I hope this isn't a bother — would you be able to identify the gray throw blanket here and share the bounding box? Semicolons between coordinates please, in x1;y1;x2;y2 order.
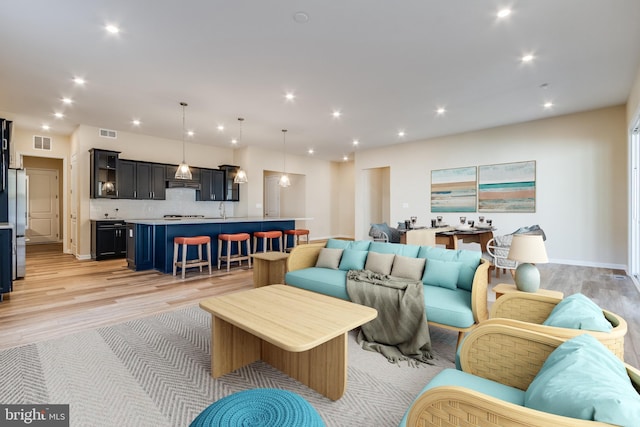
346;270;434;366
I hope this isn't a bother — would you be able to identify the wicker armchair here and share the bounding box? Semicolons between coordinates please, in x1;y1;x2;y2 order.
406;324;640;427
488;292;627;360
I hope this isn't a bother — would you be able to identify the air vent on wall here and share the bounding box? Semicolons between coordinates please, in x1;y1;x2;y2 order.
33;135;52;150
99;128;117;138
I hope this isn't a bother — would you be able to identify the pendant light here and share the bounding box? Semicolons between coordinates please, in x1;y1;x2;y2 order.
174;101;193;180
279;129;291;187
233;117;248;184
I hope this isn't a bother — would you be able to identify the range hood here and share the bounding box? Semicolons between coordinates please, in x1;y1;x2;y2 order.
166;179;201;190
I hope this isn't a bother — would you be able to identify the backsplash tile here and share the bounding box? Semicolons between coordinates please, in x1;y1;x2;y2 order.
90;188;235;220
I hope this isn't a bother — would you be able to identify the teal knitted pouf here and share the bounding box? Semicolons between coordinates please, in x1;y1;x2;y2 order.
190;388;324;427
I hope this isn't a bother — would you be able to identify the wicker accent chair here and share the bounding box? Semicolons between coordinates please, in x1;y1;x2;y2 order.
488;292;627;360
405;324;640;427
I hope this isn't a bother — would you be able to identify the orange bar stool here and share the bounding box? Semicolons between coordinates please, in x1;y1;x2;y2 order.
253;230;283;253
173;236;212;279
217;233;252;272
284;229;310;251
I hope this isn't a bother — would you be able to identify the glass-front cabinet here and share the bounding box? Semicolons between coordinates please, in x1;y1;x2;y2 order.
219;164;240;201
89;149;120;198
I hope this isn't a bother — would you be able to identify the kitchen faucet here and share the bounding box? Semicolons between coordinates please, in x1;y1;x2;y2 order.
219;202;226;220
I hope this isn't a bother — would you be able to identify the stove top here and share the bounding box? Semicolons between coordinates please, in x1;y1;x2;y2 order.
163;214;205;219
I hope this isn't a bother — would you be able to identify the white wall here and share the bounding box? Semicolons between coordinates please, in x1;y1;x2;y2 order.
356;105;627;269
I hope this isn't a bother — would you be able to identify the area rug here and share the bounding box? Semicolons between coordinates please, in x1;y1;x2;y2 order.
0;305;457;426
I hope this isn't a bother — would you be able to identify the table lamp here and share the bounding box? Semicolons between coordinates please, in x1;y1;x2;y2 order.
507;234;549;292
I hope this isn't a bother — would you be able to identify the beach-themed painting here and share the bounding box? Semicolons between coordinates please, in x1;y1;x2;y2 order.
431;166;477;212
478;161;536;212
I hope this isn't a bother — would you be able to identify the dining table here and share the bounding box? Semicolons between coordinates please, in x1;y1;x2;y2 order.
400;225;495;252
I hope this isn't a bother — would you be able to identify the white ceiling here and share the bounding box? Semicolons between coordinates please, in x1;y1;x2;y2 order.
1;1;639;161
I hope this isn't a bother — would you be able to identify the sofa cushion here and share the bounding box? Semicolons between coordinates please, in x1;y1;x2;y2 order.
315;248;343;269
422;258;462;290
369;242;420;257
542;293;612;332
325;238;371;251
364;251;395;275
418;246;481;292
524;334;640;426
338;249;368;271
423;286;474;328
399;368;525;427
391;255;426;281
285;268;349;300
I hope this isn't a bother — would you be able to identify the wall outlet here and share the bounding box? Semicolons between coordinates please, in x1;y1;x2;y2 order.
402;202;409;208
256;203;262;209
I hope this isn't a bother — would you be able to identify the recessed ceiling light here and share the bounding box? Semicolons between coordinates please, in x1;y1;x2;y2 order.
73;77;86;85
544;101;554;109
332;110;341;118
61;97;73;105
41;124;50;131
217;125;225;131
231;138;238;144
497;8;511;18
293;11;309;24
436;107;446;115
285;92;295;101
398;130;405;137
187;130;194;137
352;139;359;146
105;24;120;34
54;112;64;119
521;54;534;63
308;149;314;155
343;155;349;161
132;119;141;126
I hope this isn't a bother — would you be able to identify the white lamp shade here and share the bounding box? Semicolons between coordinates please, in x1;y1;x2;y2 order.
507;234;549;263
233;168;248;184
278;174;291;187
174;162;193;180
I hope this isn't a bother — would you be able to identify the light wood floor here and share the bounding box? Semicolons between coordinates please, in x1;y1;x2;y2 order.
1;244;638;366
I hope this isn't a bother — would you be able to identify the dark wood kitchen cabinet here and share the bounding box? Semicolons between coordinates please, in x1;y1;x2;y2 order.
117;161;165;200
219;165;240;201
198;168;225;201
91;220;127;260
90;149;120;198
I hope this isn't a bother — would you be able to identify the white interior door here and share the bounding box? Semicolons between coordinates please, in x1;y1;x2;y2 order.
630;120;640;277
26;168;60;243
264;175;280;217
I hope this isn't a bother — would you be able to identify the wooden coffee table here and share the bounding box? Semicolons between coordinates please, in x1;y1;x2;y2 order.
199;285;377;400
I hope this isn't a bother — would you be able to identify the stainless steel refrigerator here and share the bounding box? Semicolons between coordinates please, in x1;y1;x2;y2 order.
7;169;26;279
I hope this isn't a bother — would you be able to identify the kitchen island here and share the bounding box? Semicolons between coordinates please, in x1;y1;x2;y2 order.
125;217;301;274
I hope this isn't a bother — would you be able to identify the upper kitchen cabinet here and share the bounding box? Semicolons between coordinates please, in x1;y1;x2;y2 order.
89;149;120;198
219;165;240;201
198;168;225;201
135;162;166;200
117;161;166;200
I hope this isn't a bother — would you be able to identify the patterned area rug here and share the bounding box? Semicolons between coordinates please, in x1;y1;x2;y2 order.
0;305;456;426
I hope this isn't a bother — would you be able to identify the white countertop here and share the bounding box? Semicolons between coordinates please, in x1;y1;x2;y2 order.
0;222;15;230
124;217;311;225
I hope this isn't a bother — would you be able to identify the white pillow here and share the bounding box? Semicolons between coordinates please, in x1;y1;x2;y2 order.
315;248;343;269
365;251;395;275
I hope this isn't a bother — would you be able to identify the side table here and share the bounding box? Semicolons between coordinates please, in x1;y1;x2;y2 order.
250;252;289;287
492;283;563;299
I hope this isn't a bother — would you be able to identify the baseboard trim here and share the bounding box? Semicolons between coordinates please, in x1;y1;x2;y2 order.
76;254;92;261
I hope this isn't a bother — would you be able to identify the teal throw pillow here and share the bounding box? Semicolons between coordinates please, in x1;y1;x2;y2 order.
542;293;612;332
339;249;368;271
524;334;640;426
422;259;462;290
325;239;371;251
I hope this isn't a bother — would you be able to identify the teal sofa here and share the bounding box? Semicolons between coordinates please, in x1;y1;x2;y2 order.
285;239;490;346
